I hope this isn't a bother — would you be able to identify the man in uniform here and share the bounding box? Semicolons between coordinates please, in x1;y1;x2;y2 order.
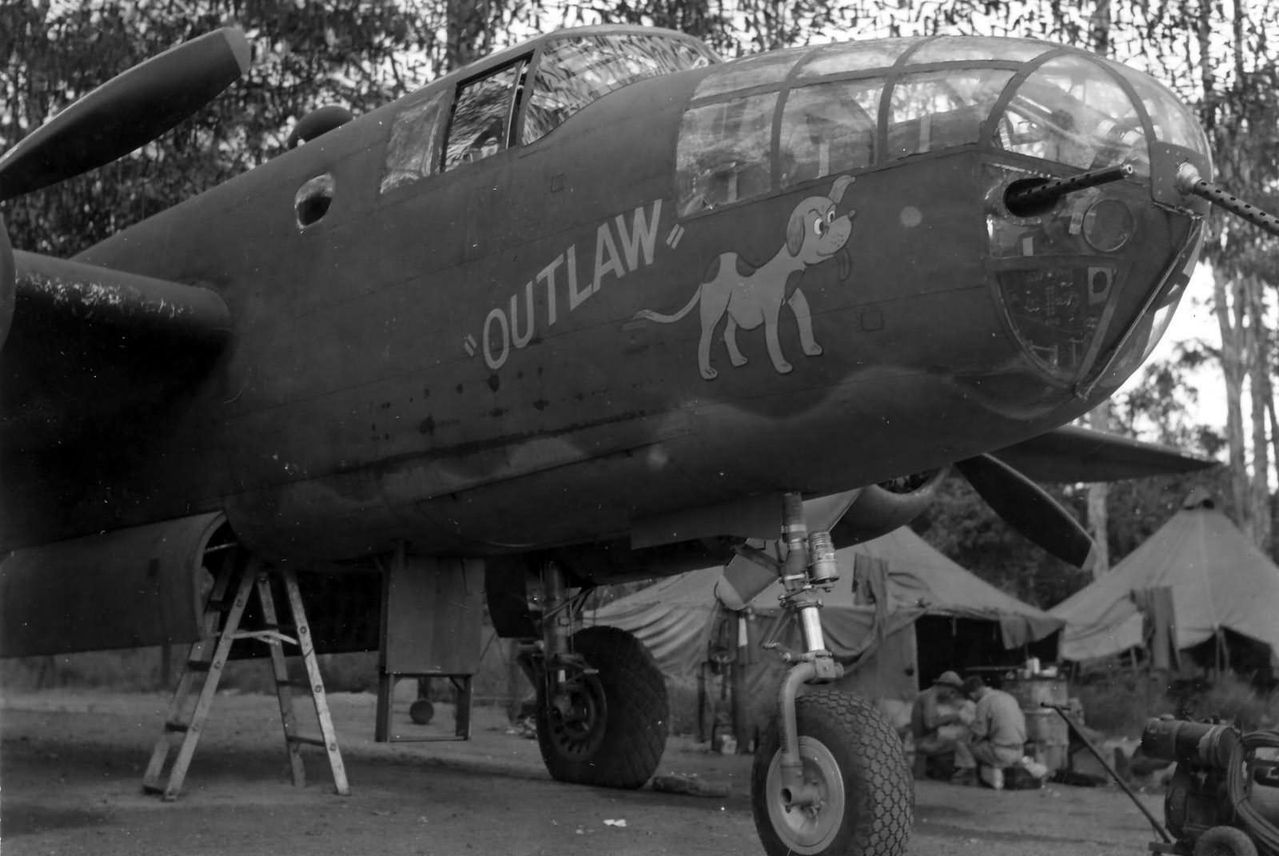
954;675;1027;788
910;670;969;778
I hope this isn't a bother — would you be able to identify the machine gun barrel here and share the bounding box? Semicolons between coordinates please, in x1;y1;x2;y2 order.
1006;164;1134;213
1176;163;1279;237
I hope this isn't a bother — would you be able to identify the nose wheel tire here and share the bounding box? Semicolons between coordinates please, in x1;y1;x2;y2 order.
751;690;913;856
535;625;668;789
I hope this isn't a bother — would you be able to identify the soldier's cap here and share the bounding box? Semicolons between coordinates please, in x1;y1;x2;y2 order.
933;670;964;689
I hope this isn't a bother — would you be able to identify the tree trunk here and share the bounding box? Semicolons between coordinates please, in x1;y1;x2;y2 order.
1212;265;1251;535
1089;0;1111;56
1268;392;1279;562
1087;403;1112;575
446;0;494;73
1244;273;1272;552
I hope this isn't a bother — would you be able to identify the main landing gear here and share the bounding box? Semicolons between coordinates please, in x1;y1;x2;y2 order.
749;493;913;856
486;559;668;790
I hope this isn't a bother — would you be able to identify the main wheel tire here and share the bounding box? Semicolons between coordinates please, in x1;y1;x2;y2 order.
1194;826;1258;856
751;690;913;856
535;625;668;789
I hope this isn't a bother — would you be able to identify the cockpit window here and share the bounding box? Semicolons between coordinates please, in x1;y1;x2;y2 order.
381;92;447;194
677;92;777;216
444;61;525;172
996;55;1146;172
1105;60;1206;153
524;32;715;145
888;69;1014;158
780;79;882;187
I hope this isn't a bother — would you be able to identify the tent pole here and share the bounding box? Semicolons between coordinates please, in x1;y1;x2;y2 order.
697;663;707;744
732;655;747;753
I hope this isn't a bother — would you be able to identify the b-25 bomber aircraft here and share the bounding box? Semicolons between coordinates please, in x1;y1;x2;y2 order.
4;22;1272;856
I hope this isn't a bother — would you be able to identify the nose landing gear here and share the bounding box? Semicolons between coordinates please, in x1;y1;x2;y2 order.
749;492;914;856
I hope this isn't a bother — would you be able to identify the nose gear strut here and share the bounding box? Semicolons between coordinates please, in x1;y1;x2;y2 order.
755;492;846;812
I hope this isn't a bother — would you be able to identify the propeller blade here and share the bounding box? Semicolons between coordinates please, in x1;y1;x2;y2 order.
955;454;1097;571
0;27;250;201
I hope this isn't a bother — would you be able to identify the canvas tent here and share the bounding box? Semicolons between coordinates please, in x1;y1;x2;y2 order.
1049;489;1279;668
588;526;1063;734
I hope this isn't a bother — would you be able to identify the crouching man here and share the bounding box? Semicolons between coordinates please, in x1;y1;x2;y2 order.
910;670;971;779
953;675;1026;788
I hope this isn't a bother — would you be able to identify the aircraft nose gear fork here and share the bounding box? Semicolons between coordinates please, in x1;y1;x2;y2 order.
771;492;845;812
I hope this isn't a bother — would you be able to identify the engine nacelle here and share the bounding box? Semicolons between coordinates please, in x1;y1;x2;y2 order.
0;512;384;657
831;468;948;546
0;214;14;352
0;512;226;657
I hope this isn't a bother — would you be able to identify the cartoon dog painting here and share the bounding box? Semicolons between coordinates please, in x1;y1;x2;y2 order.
634;175;856;380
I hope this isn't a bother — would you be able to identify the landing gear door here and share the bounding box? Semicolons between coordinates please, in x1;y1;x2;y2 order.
382;555;484;675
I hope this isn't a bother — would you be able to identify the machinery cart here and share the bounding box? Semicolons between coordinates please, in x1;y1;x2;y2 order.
1047;705;1279;856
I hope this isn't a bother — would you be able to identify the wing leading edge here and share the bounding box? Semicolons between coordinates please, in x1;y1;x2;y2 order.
992;424;1218;483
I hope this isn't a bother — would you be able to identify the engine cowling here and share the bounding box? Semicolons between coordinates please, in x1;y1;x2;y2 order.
0;214;14;352
831;468;948;546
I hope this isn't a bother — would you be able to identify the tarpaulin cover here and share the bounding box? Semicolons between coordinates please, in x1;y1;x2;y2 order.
1049;489;1279;663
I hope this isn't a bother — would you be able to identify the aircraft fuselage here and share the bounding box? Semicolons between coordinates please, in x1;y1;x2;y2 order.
4;29;1208;561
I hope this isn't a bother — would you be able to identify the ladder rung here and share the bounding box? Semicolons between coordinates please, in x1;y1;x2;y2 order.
287;734;328;747
164;721;191;733
231;629;297;645
277;678;313;689
185;660;212;673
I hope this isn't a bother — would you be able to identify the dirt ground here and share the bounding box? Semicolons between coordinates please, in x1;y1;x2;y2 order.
0;688;1166;856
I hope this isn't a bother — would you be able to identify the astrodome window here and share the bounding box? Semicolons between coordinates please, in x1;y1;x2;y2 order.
905;35;1049;65
797;39;920;78
888;68;1014;158
676;92;777;216
524;32;716;144
996;55;1147;172
692;48;803;101
780;78;882;186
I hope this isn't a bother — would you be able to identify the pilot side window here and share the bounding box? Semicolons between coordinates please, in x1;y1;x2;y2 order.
780;79;882;188
380;92;447;194
524;33;714;145
443;62;525;172
676;92;777;217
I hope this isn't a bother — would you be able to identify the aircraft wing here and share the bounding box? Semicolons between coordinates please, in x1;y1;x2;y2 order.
990;424;1217;483
0;28;246;455
1;249;230;453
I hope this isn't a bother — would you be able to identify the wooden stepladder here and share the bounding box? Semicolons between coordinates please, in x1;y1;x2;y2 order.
143;560;349;800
